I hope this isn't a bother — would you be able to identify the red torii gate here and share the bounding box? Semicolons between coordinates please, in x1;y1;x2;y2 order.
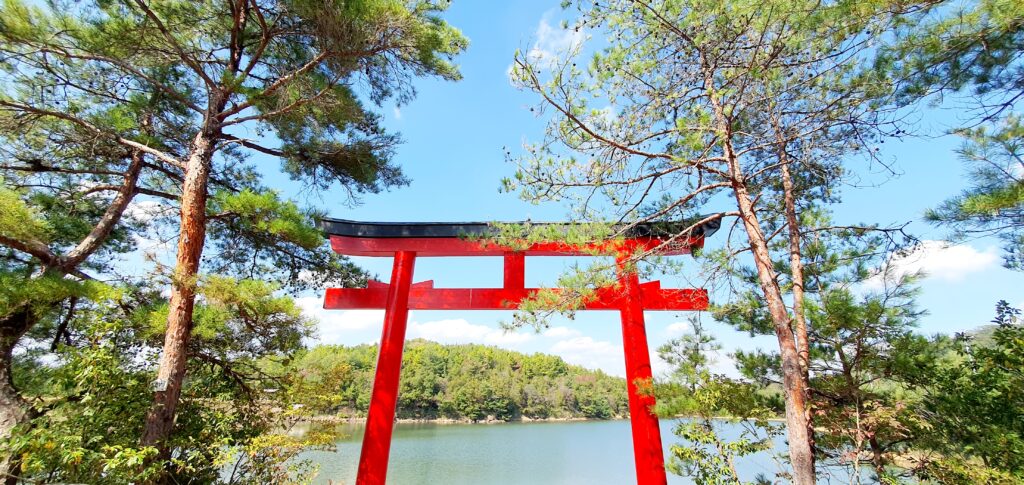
320;219;719;485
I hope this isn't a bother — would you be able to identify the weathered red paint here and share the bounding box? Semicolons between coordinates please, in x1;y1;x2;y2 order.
503;251;525;289
325;233;708;485
330;234;702;257
356;251;416;485
618;258;668;485
325;282;708;311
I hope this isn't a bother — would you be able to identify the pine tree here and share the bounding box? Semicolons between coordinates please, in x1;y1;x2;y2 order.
0;0;467;473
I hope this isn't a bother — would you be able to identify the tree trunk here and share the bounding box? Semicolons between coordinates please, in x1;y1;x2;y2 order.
712;94;816;484
774;124;811;383
0;309;36;485
140;130;216;451
780;156;816;458
868;435;886;480
733;183;816;484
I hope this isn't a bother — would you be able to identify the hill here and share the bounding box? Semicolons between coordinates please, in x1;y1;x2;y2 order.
280;339;628;422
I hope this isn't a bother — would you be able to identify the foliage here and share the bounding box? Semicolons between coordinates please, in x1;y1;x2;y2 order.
717;221;932;482
901;301;1024;482
880;0;1024;269
0;0;463;471
506;3;910;481
880;0;1023;117
655;320;782;485
5;280;335;484
279;339;628;422
925;116;1024;269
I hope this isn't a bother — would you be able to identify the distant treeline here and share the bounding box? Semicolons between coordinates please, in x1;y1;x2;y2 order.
276;339;628;422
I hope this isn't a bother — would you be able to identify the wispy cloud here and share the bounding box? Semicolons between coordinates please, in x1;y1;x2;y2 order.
408;319;534;346
527;11;585;68
509;9;586;82
550;336;624;376
665;321;690;336
864;240;999;290
125;200;173;223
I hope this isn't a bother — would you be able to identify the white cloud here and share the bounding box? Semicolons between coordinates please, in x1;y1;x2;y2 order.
864;240;999;290
509;10;586;82
528;12;585;67
295;296;384;344
665;321;690;336
550;336;624;376
651;346;740;379
651;354;673;377
409;319;534;346
542;326;582;338
132;234;173;255
593;105;618;125
392;107;402;120
125;200;172;223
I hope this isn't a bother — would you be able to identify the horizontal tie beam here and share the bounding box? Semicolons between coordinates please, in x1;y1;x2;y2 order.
324;280;708;311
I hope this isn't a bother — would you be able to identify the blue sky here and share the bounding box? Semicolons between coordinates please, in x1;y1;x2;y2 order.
264;2;1024;378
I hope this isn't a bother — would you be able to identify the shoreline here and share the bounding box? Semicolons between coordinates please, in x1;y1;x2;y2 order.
305;415;624;425
302;414;783;425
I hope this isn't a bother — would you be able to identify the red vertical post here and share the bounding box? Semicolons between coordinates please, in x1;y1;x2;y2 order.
617;256;667;485
356;251;416;485
503;251;525;289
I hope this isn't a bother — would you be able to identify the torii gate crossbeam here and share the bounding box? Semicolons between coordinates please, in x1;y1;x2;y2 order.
320;219;719;485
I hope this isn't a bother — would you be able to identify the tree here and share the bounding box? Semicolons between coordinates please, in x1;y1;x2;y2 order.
0;103;157;477
655;319;782;484
506;1;902;481
0;0;467;460
900;301;1024;483
2;276;338;484
877;0;1024;268
719;222;929;483
925;115;1023;269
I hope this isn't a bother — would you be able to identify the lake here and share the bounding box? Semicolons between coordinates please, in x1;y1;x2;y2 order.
300;419;785;484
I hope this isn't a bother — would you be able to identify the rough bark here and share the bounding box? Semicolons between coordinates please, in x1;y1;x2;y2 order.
0;309;36;485
710;93;815;483
61;150;144;269
140;129;217;450
781;164;810;371
779;146;817;459
733;183;816;484
773;120;811;382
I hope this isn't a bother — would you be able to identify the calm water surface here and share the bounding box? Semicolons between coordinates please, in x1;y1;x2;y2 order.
301;419;783;485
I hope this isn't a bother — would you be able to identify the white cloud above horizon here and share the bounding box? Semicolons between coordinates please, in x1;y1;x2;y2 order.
508;9;586;83
665;321;690;336
295;297;383;345
864;240;999;290
296;298;714;378
550;336;624;376
408;319;534;346
297;298;535;348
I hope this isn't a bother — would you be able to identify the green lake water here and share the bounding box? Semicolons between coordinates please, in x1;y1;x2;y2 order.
300;419;784;484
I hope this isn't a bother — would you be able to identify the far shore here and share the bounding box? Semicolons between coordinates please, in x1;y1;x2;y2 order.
304;415;624;425
300;414;784;425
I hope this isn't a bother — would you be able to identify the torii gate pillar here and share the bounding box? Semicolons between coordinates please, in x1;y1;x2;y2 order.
320;219;719;485
618;259;665;484
356;251;415;484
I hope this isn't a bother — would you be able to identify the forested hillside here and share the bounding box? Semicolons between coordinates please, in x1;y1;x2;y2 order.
278;340;628;422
